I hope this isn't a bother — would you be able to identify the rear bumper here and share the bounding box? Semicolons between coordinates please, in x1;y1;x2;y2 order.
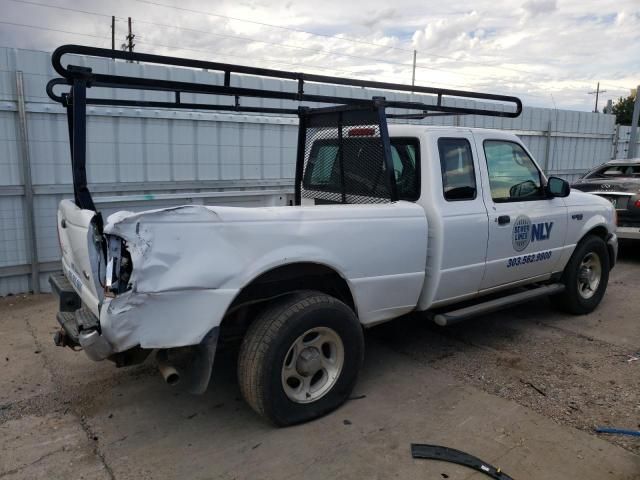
49;273;114;361
616;226;640;240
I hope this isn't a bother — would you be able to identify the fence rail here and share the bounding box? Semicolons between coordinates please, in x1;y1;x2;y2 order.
0;46;629;295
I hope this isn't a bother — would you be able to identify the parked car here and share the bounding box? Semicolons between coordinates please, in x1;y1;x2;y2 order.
47;45;618;426
572;159;640;240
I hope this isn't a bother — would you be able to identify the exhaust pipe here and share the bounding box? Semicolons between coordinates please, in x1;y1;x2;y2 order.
156;351;180;386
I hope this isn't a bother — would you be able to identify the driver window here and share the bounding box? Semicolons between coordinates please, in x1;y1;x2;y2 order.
483;140;544;202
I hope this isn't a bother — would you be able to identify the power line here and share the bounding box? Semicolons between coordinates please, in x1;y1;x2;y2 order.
6;0;114;19
123;17;495;84
0;20;570;98
0;8;625;106
0;15;455;88
2;0;567;87
600;83;634;92
5;0;438;76
133;0;414;53
6;0;635;96
0;20;109;40
130;18;415;70
131;0;552;79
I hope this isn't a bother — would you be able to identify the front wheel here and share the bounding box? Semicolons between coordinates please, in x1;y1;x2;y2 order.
551;234;610;314
238;291;364;426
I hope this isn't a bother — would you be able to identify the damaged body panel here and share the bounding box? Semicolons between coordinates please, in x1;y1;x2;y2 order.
99;201;428;351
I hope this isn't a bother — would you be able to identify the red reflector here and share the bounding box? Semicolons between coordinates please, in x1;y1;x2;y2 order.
348;127;375;137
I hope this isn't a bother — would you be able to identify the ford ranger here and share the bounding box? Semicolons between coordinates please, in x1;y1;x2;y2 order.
47;45;617;426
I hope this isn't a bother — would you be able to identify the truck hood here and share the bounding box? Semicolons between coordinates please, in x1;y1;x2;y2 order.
567;189;616;208
565;189;616;229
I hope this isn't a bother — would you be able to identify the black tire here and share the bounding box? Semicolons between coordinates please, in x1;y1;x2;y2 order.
237;290;364;426
551;234;610;315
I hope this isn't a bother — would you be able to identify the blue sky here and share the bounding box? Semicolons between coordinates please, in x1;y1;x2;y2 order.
0;0;638;111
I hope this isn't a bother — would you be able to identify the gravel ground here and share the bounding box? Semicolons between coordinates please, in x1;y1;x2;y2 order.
372;241;640;455
0;241;639;479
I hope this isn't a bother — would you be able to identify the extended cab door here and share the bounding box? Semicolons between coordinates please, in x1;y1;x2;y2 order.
430;133;489;302
476;135;568;290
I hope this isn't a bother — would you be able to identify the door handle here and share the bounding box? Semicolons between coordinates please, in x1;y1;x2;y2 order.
497;215;511;225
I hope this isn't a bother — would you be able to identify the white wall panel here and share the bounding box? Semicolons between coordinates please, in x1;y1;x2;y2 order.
0;46;625;295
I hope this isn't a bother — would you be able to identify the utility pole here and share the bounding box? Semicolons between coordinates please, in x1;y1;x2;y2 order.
588;82;606;113
111;16;115;51
628;85;640;159
411;50;417;87
126;17;135;54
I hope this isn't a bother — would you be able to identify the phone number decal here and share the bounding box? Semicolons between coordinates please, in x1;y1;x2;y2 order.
507;251;552;268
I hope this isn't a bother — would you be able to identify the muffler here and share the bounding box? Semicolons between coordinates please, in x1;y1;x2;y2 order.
156;350;180;386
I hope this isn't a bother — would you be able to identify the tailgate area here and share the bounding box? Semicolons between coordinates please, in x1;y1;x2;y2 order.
49;273;113;361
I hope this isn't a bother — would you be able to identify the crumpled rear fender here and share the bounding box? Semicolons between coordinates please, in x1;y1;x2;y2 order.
100;202;427;351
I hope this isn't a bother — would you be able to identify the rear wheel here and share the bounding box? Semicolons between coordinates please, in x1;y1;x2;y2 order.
551;235;609;314
238;291;364;426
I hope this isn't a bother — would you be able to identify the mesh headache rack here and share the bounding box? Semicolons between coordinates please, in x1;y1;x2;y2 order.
46;44;523;212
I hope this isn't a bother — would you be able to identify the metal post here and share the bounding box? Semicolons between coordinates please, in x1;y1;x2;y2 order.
337;113;346;203
411;50;417;87
111;16;115;51
543;119;552;173
611;124;620;160
628;86;640;159
127;17;134;54
15;72;40;294
294;108;308;205
375;99;398;202
70;79;96;211
588;82;606;113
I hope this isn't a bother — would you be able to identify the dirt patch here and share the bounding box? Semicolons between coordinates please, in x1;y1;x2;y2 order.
372;254;640;455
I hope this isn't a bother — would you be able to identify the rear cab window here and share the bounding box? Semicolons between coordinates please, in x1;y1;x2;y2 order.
303;137;420;201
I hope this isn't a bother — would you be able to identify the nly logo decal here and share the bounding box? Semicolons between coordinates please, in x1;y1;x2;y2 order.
512;215;554;252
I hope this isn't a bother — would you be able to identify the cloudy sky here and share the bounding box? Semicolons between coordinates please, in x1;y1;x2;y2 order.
0;0;638;111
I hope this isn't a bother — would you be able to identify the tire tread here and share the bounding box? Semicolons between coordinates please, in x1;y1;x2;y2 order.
237;291;340;419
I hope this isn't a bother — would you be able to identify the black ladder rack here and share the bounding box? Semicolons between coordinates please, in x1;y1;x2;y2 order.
45;44;523;213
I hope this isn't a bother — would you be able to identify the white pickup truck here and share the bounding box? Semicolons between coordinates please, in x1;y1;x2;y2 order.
47;46;617;426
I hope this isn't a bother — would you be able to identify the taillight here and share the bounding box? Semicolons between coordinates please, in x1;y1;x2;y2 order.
635;199;640;209
348;127;375;137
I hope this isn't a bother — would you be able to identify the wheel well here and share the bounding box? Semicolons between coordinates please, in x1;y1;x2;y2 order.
582;225;615;270
585;225;608;240
218;263;356;343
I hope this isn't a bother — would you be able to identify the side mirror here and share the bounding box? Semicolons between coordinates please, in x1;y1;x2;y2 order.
547;176;570;198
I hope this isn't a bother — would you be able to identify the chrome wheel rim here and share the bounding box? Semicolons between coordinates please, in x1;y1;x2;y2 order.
281;327;344;404
577;252;602;300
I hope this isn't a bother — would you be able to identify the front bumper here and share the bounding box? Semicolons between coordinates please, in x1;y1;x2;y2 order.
616;226;640;240
49;273;113;361
607;233;618;269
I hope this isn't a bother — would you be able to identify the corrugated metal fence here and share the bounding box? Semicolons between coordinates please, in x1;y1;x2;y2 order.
0;46;625;295
613;125;640;160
